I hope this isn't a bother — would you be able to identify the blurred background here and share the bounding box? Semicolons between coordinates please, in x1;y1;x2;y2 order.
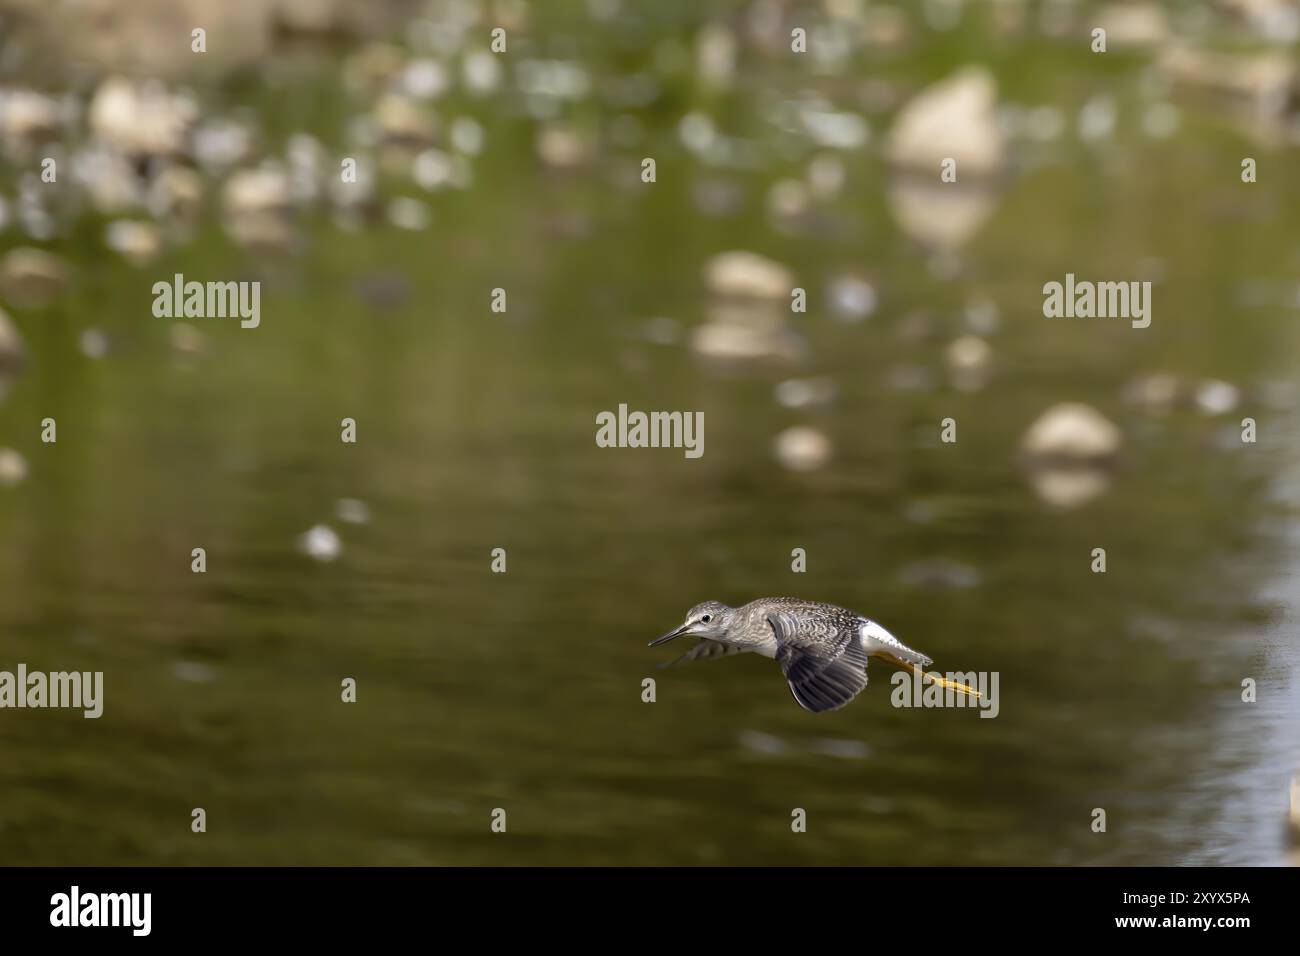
0;0;1297;865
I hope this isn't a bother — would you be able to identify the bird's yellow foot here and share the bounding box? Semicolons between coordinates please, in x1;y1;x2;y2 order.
900;662;982;699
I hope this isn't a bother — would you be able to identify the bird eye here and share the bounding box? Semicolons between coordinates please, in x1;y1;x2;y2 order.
701;614;711;623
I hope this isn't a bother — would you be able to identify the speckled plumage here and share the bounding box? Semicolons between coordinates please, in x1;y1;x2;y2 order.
650;597;933;714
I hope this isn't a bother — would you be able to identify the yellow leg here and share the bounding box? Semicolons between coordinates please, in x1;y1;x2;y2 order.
896;661;982;699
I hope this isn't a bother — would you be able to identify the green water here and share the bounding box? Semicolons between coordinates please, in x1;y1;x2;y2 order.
0;2;1298;865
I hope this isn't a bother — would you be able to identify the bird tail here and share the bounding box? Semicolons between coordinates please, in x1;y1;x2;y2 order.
859;621;982;699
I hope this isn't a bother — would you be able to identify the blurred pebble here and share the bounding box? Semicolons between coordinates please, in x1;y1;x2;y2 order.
946;335;993;392
1027;468;1113;510
222;166;295;251
738;729;789;755
704;250;794;301
1194;379;1240;416
88;77;196;158
1142;102;1181;139
697;23;737;89
536;124;593;169
169;322;206;357
335;498;371;525
298;524;342;562
449;117;484;155
79;329;109;359
344;43;406;96
400;59;449;100
1078;94;1117;142
1257;380;1298;412
1024;106;1066;142
0;448;26;486
678;112;716;154
827;274;878;322
1020;402;1123;464
766;179;811;228
1100;3;1170;47
964;296;1001;334
148;166;204;225
193;118;256;173
1020;403;1122;509
889;177;999;253
691;323;803;363
898;558;982;590
775;377;837;409
0;247;70;308
462;50;503;96
807;154;846;199
799;105;869;150
386;197;431;230
773;426;833;472
1123;372;1180;414
0;90;63;156
373;93;438;149
413;148;455;190
104;220;161;266
172;661;218;684
885;66;1005;178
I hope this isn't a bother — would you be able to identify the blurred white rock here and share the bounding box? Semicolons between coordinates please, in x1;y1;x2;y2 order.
773;426;833;472
1123;372;1180;414
335;498;371;525
298;524;342;562
826;274;878;322
775;377;837;410
1020;403;1123;509
105;220;161;266
885;67;1005;179
1195;379;1241;416
945;335;993;392
0;448;27;487
1021;402;1123;464
88;77;196;158
0;247;70;308
1096;4;1169;48
79;329;109;359
704;251;794;301
887;177;999;250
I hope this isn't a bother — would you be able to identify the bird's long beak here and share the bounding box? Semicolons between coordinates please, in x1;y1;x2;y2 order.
648;623;690;647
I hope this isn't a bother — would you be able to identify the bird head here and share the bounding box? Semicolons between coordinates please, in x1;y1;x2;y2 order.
648;600;733;646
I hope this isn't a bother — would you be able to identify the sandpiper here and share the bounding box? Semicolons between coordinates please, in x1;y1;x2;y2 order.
649;597;978;713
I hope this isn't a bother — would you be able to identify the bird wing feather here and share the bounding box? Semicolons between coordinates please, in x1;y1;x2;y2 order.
768;613;869;713
659;639;747;669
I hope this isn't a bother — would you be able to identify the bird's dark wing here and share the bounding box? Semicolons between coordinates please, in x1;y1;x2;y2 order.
659;639;747;669
769;613;869;713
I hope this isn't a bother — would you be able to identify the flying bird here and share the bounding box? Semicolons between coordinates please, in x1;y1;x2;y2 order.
649;597;979;713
